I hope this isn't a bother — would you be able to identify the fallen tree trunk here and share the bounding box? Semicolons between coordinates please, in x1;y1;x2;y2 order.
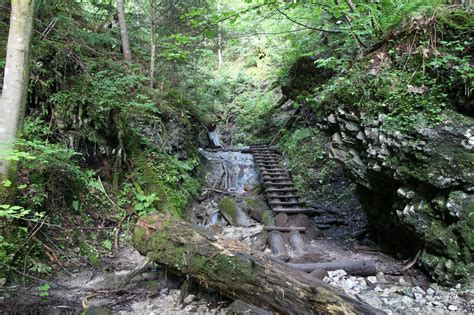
287;260;377;276
134;214;383;314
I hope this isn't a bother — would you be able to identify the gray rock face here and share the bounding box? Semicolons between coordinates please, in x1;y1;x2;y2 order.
321;111;474;284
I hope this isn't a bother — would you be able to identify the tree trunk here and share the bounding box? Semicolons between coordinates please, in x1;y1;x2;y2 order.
0;0;35;181
149;1;156;88
117;0;132;62
217;0;223;69
134;214;383;314
287;260;377;276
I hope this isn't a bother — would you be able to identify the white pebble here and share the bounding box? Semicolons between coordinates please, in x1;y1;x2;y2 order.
448;305;458;311
367;276;377;284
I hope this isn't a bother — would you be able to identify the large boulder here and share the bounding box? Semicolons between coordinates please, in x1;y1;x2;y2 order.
320;108;473;284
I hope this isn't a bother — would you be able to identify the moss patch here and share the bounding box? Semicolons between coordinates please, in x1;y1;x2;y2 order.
218;197;238;225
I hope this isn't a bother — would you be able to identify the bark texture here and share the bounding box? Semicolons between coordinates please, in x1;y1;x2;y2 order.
117;0;132;62
149;0;156;88
0;0;35;179
134;214;383;314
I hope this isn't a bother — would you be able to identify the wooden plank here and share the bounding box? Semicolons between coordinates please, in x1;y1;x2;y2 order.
264;226;306;232
264;182;294;187
263;176;291;181
286;260;377;276
266;188;298;193
267;194;300;199
270;201;305;206
260;168;286;172
272;208;324;215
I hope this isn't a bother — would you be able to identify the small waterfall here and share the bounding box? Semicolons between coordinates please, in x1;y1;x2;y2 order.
198;148;259;193
208;131;223;148
193;147;262;227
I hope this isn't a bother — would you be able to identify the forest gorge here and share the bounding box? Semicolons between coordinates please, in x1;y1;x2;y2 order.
0;0;473;313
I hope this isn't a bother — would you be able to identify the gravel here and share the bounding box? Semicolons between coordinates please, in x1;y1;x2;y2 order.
322;271;473;314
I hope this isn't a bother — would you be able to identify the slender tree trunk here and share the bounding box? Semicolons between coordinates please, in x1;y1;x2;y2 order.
346;0;356;12
217;0;223;69
0;0;35;181
149;1;156;88
117;0;132;62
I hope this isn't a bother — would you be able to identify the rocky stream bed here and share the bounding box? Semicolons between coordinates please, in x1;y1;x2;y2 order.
2;147;472;314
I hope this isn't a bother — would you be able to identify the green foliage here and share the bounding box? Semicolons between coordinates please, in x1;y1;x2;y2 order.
279;128;355;206
134;193;159;216
144;153;200;213
38;283;50;297
101;239;112;251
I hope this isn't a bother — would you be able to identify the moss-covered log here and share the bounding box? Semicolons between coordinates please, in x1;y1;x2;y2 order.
134;213;383;314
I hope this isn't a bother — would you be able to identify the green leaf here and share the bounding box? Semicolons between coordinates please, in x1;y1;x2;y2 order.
38;284;50;297
2;179;11;188
102;239;112;251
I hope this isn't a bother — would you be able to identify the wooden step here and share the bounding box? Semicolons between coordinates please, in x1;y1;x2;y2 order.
263;176;291;181
264;226;306;232
262;173;288;177
270;201;305;206
259;165;281;169
250;145;274;149
266;188;298;193
261;168;286;173
267;194;300;199
264;182;294;187
259;166;281;169
262;173;288;178
254;156;279;160
250;148;273;150
253;151;279;154
272;208;324;215
255;159;279;163
253;154;280;158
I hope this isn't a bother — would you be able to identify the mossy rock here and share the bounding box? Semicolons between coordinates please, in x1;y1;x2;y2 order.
218;197;252;227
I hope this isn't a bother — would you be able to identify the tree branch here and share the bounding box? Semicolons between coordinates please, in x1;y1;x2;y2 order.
275;7;344;34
